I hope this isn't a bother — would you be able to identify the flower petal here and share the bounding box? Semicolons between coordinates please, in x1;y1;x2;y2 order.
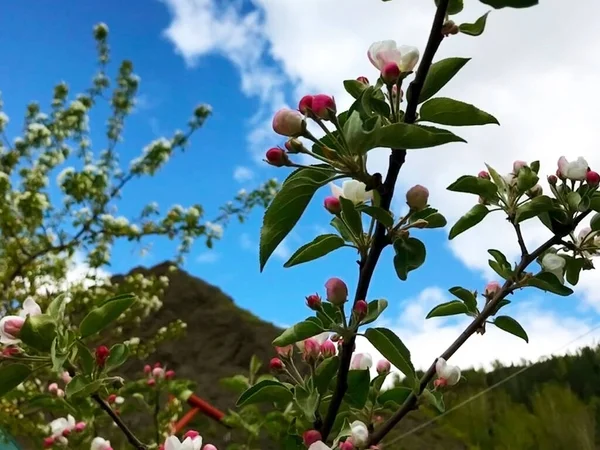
20;298;42;318
329;182;343;199
164;436;182;450
368;40;398;70
398;45;420;72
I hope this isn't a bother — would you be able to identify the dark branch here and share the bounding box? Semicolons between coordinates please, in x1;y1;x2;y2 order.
318;0;450;441
92;394;148;450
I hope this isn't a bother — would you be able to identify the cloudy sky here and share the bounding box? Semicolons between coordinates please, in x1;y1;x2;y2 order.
2;0;600;374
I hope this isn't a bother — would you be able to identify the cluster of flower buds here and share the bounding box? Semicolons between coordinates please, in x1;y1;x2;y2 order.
144;362;175;386
43;415;87;448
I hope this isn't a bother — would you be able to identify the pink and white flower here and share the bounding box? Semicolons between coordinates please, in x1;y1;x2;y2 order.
350;353;373;371
164;430;203;450
368;40;420;73
435;357;461;387
0;298;42;345
91;436;113;450
330;180;373;205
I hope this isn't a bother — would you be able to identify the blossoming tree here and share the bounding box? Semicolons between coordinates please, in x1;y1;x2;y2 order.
2;0;597;449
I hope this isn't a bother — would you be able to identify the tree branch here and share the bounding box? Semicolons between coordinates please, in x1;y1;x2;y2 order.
513;221;528;256
92;394;148;450
318;0;450;441
367;212;590;445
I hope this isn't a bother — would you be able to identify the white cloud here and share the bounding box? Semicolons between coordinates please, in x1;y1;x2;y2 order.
355;287;600;379
233;165;255;183
196;251;220;264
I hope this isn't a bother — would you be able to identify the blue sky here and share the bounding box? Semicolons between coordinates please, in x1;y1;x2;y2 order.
2;0;600;371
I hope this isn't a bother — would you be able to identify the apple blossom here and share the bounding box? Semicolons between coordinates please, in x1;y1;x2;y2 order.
311;94;336;121
367;40;420;74
50;415;76;441
303;338;321;361
406;185;429;211
298;95;313;115
350;421;369;446
541;253;566;284
91;437;113;450
557;156;588;181
0;298;42;345
303;430;322;446
324;196;341;215
587;170;600;186
330;180;373;205
272;108;305;137
353;300;368;319
381;61;401;85
308;442;331;450
376;359;391;375
435;357;461;387
356;76;369;85
350;353;373;371
269;357;284;372
296;332;329;352
484;281;501;297
265;148;288;167
306;293;322;310
275;345;293;358
325;277;348;305
163;430;203;450
320;340;336;358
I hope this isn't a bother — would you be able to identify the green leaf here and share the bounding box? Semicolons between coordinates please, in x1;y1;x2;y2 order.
260;166;335;270
79;294;136;338
343;112;381;154
426;300;469;319
564;256;585;285
449;286;478;312
445;0;464;14
410;207;447;229
377;386;412;407
422;388;445;413
447;175;498;198
65;375;104;399
590;213;600;231
104;344;129;372
331;217;355;243
393;237;426;281
339;197;363;239
20;314;57;352
491;299;511;316
76;342;95;375
459;12;490;36
0;364;32;398
220;375;251;394
47;294;68;320
250;355;262;379
345;370;371;408
365;328;414;379
488;249;513;279
515;196;559;223
284;234;345;268
374;122;466;150
419;98;499;126
479;0;537;9
294;385;320;421
343;79;368;99
314;356;340;394
419;58;470;103
516;166;539;192
357;205;394;228
272;318;324;347
449;204;489;240
526;272;573;296
361;299;388;326
237;380;292;407
494;316;529;343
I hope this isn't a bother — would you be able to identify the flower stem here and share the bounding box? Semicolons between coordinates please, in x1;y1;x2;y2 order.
92;394;148;450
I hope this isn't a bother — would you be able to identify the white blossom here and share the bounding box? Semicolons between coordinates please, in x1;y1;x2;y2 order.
330;180;373;204
435;357;461;386
541;253;567;284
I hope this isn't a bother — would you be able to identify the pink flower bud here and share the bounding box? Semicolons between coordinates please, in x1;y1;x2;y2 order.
269;357;285;372
61;371;72;384
303;338;321;361
556;168;565;180
62;429;71;437
107;394;117;404
376;359;391;375
381;61;400;85
406;185;429;211
275;345;293;358
154;362;162;368
184;430;200;440
298;95;313;115
265;147;288;167
324;196;341;215
357;76;369;85
433;378;447;388
56;389;65;398
587;170;600;186
478;171;490;179
75;422;86;432
303;430;322;446
144;364;152;374
203;445;218;450
43;437;55;448
272;108;305;137
325;277;348;305
528;184;543;198
2;317;24;338
95;345;110;368
147;378;156;387
340;439;355;450
321;340;336;358
311;94;337;121
512;160;527;174
152;367;165;379
285;138;305;154
1;346;20;358
165;370;175;379
353;300;368;319
48;383;59;394
484;281;501;297
306;294;322;310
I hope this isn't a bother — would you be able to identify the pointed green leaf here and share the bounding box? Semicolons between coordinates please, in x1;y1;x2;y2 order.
20;314;57;352
65;375;104;399
515;195;554;223
459;12;490;36
361;299;389;326
0;364;32;398
345;370;371;408
104;344;129;372
375;122;465;150
447;175;498;198
479;0;537;9
365;328;414;379
260;166;336;270
47;294;68;320
357;205;394;228
343;79;368;99
449;204;489;240
237;380;292;407
393;237;426;281
448;286;478;312
314;356;340;394
410;207;447;229
494;316;529;342
339;197;363;239
526;272;573;296
422;388;445;413
284;234;345;268
420;98;499;126
294;385;320;421
272;318;324;347
79;294;136;338
377;386;412;407
419;58;471;103
426;300;469;319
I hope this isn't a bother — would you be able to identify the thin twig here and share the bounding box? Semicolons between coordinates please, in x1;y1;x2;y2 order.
92;394;148;450
513;221;528;256
317;0;451;440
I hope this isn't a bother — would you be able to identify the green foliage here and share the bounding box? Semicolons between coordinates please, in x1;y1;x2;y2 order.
449;204;489;239
283;234;345;268
393;237;427;280
419;58;471;103
419;98;499;126
460;12;490;36
365;328;415;380
493;316;529;342
272;318;324;347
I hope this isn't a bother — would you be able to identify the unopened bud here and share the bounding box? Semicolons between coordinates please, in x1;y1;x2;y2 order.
107;394;117;404
357;76;369;85
144;364;152;374
406;185;429;211
275;345;293;358
272;108;305;137
303;338;321;361
340;439;355;450
43;437;55;448
587;170;600;186
512;160;528;175
353;300;368;319
285;138;305;154
147;378;156;387
74;422;86;432
547;174;558;185
311;94;337;121
165;370;175;379
324;196;341;215
478;171;490;179
484;281;501;298
381;62;401;85
325;277;348;305
527;184;543;198
321;340;336;358
269;357;285;372
298;95;313;115
376;359;391;375
303;430;323;447
95;345;110;368
48;383;59;394
306;294;322;310
265;147;289;167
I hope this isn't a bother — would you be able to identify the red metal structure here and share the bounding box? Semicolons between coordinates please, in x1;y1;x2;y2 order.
172;393;230;433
